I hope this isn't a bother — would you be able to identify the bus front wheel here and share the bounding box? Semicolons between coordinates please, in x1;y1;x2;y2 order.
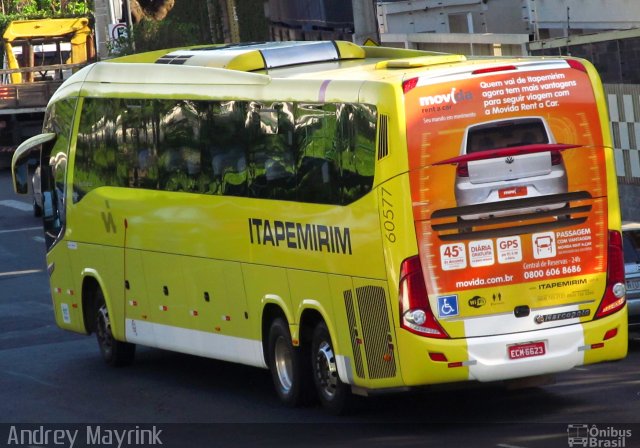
267;317;311;407
311;321;351;414
94;288;135;367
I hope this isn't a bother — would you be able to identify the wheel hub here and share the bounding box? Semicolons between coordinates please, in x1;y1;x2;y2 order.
97;305;113;351
315;341;338;398
274;336;293;393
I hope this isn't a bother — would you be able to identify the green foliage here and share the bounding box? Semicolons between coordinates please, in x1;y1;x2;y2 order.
0;2;90;63
133;16;206;52
235;0;268;42
0;0;91;41
109;0;268;57
0;0;90;16
108;1;211;57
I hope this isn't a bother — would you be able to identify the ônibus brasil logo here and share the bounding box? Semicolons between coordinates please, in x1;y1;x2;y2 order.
567;424;632;447
419;87;473;107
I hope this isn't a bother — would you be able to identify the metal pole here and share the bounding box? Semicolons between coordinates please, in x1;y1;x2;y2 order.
352;0;380;45
125;0;135;52
566;6;570;55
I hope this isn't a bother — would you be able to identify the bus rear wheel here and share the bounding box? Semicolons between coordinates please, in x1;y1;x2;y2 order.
267;317;311;407
94;288;135;367
311;321;351;414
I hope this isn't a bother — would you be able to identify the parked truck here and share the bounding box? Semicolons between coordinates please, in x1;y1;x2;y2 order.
0;17;94;168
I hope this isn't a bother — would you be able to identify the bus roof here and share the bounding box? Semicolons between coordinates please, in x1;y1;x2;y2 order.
106;40;468;80
55;41;583;105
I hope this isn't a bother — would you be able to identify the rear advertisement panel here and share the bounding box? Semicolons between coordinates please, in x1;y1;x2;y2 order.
404;60;609;337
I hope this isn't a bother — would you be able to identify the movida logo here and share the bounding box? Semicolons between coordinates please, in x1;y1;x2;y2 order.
419;87;473;107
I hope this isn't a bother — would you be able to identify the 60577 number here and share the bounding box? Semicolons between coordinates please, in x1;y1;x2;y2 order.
380;187;396;243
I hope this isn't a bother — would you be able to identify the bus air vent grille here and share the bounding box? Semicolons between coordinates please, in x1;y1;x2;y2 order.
355;286;396;379
156;54;193;65
343;290;365;378
377;115;389;160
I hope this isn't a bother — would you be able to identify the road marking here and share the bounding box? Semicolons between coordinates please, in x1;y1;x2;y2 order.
3;370;57;388
0;226;41;235
0;269;42;278
0;199;32;212
33;236;45;243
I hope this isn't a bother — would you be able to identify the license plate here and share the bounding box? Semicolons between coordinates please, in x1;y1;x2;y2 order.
508;341;546;360
499;186;528;199
626;279;640;291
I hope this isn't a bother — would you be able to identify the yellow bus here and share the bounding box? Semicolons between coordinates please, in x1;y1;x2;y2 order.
12;41;628;413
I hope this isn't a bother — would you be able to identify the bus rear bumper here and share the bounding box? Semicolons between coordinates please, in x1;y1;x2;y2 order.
396;309;627;386
466;323;584;382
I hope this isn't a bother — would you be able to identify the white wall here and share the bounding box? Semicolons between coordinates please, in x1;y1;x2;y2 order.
527;0;640;32
378;0;640;37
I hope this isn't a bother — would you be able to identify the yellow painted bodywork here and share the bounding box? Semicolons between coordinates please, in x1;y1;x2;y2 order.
38;43;627;392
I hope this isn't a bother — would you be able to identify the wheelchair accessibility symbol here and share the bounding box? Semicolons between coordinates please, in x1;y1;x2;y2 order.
437;295;459;318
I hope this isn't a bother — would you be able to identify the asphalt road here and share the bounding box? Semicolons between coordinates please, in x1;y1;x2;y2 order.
0;169;638;448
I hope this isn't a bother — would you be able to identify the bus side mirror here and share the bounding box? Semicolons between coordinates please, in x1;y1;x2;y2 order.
13;158;29;194
11;132;56;195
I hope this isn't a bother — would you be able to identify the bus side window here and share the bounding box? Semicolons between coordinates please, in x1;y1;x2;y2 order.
41;97;76;250
294;103;339;204
75;98;128;202
338;104;376;204
247;102;295;200
158;100;201;193
202;101;247;197
119;100;158;191
295;156;339;204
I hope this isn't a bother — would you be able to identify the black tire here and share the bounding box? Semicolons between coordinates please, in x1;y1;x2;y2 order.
311;321;352;415
95;288;135;367
267;317;312;407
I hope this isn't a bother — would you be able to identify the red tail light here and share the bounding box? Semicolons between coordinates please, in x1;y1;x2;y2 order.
567;59;588;73
456;162;469;177
471;65;517;75
399;256;449;338
551;150;563;166
595;230;626;319
403;77;419;94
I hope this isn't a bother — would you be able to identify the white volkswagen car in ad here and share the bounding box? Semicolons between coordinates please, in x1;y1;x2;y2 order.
454;116;569;220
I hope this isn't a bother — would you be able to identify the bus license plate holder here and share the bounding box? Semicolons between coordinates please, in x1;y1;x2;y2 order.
507;341;546;360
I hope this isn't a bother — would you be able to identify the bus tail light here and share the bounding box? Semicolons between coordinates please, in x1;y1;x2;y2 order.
471;65;517;75
403;77;419;93
567;59;588;73
595;230;626;319
399;256;449;338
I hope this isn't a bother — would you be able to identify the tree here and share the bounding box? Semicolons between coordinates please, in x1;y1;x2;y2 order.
130;0;175;23
0;0;88;15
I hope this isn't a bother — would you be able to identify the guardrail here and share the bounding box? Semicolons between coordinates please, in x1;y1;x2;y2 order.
0;62;88;111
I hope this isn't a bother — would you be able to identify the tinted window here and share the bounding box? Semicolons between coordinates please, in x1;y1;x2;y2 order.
74;98;377;206
75;97;129;201
41;97;77;249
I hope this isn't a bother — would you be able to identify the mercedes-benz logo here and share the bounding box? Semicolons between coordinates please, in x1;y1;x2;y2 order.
505;156;515;164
